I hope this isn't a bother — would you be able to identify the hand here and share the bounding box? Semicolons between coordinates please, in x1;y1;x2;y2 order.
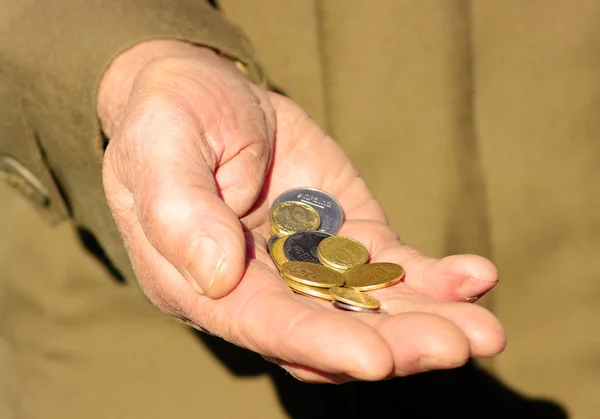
100;40;505;383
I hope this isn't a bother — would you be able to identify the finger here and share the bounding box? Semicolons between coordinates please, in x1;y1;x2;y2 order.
369;286;507;358
367;313;471;376
339;220;499;301
108;93;273;298
276;312;473;381
420;302;507;358
102;180;201;318
396;253;499;302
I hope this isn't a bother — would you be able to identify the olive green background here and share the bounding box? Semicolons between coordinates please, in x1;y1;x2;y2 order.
1;1;599;418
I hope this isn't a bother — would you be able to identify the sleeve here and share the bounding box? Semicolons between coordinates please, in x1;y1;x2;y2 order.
0;0;264;284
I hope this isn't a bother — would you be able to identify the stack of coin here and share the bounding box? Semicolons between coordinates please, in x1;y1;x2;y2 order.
267;187;405;313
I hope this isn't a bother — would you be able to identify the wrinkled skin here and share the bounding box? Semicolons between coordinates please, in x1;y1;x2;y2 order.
102;47;505;384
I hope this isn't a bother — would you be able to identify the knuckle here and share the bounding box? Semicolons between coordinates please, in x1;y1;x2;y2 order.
141;193;190;237
127;96;176;138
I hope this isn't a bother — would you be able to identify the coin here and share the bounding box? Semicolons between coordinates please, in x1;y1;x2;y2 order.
283;231;332;264
267;234;284;253
329;286;380;309
320;264;347;273
332;301;380;314
283;277;335;301
271;188;344;235
270;236;289;270
270;223;283;236
282;261;344;288
343;262;405;291
318;257;352;273
317;236;369;270
270;201;320;235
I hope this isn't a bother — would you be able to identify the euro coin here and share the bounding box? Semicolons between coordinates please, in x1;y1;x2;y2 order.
283;277;335;301
343;262;405;291
283;231;332;264
270;236;289;270
317;236;369;270
329;286;380;309
271;188;344;235
282;261;344;288
270;201;320;235
332;301;380;314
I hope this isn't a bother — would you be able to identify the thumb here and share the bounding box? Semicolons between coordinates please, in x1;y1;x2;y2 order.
109;93;272;298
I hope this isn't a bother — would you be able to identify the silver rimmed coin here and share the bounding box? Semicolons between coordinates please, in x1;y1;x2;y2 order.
271;188;344;235
283;231;332;264
332;301;380;314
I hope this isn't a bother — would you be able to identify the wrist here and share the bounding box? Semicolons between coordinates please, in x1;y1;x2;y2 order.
97;39;244;138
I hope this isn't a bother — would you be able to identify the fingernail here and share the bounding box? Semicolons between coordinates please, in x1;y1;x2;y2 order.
186;237;223;294
460;276;490;301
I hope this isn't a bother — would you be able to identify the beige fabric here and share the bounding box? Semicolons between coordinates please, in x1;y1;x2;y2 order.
1;0;599;417
473;2;600;414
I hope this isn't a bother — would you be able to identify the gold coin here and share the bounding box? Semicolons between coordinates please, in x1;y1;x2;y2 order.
271;221;294;236
283;277;334;301
343;263;405;291
318;257;349;273
317;236;369;269
329;286;380;309
271;201;320;235
270;223;283;236
270;236;289;270
282;261;344;288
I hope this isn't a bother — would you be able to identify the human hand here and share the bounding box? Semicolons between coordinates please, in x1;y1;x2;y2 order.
100;40;505;383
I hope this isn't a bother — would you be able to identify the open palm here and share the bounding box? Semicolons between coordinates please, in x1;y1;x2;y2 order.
102;53;505;383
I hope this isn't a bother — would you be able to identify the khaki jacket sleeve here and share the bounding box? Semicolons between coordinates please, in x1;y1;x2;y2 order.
0;0;263;284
